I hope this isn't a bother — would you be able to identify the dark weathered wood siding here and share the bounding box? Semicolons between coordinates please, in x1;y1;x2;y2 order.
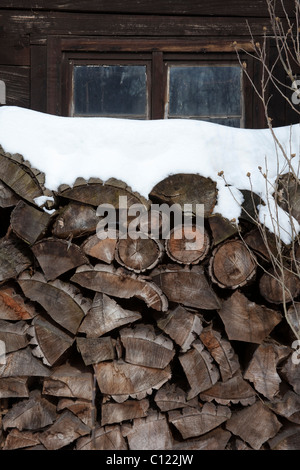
0;0;297;126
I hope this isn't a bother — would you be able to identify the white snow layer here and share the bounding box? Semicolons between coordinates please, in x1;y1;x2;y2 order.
0;106;299;244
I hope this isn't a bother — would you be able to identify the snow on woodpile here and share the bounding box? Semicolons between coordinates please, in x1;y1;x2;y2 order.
0;105;299;243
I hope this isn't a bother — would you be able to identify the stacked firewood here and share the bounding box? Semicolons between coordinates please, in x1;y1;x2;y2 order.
0;146;300;451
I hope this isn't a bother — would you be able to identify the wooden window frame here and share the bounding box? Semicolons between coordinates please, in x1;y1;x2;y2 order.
47;37;260;127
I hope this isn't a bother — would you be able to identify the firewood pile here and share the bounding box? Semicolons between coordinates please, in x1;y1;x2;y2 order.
0;146;300;451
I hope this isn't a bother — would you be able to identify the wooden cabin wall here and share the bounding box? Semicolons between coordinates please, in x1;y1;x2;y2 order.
0;0;297;127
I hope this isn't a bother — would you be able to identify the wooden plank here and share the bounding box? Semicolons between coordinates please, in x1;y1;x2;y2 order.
0;11;276;38
0;65;29;107
30;44;47;112
0;37;29;66
0;1;293;18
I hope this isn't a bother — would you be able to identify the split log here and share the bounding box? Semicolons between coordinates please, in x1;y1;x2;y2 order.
200;326;240;381
71;264;168;312
209;239;257;289
244;227;277;261
268;424;300;450
18;272;90;335
156;305;203;352
81;234;117;264
122;410;173;450
57;398;94;429
179;340;220;399
259;267;300;304
52;202;98;239
76;424;127;450
243;340;290;400
269;390;300;424
28;315;74;367
42;364;94;401
154;383;198;412
218;290;282;343
225;401;282;450
76;337;116;365
172;427;231;451
281;354;300;395
0;285;38;321
2;390;56;431
93;360;171;402
0;237;32;282
0;180;20;208
39;410;90;450
3;428;41;450
276;172;300;224
78;292;141;337
285;302;300;339
199;372;256;406
149;173;217;217
10;200;51;245
0;377;29;398
31;238;88;281
119;324;175;369
0;148;43;203
0;347;50;378
101;399;149;426
168;402;231;439
115;237;163;273
151;265;221;310
165;225;210;265
208;213;238;246
0;320;28;353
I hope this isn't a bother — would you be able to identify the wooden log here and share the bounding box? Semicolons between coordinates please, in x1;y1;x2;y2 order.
115;237;163;273
225;401;282;450
156;305;203;352
199;372;257;406
78;292;141;337
101;399;149;426
286;302;300;339
0;347;50;378
0;377;29;398
281;354;300;395
93;360;171;402
119;324;175;369
151;265;221;310
0;237;32;282
76;425;127;450
81;233;117;264
52;202;99;239
165;225;210;265
0;180;20;208
2;390;56;431
57;398;94;429
3;428;41;450
154;383;197;412
0;320;28;353
39;410;90;450
0;148;43;203
18;272;90;335
276;172;300;224
208;213;238;246
10;200;51;245
0;284;38;321
269;390;300;424
209;239;257;289
28;315;74;367
168;402;231;439
268;424;300;450
172;427;231;451
71;264;168;312
149;173;217;217
218;290;282;343
31;238;88;281
122;410;173;450
200;326;240;381
244;227;277;261
243;340;290;400
259;267;300;304
76;337;116;365
42;364;93;401
179;340;220;399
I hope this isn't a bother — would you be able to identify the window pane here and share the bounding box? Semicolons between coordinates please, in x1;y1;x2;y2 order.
73;65;148;118
167;65;243;126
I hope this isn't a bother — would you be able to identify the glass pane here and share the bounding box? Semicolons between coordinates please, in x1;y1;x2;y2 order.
167;65;242;123
73;65;148;117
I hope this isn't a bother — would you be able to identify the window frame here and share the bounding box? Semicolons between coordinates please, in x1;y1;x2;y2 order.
47;37;259;127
